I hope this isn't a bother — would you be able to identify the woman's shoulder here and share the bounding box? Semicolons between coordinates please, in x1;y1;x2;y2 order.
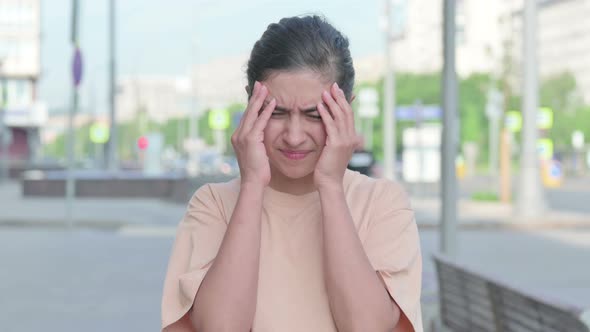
344;170;411;210
345;169;407;197
190;177;241;203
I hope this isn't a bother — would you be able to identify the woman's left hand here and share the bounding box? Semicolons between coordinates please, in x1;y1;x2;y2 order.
314;82;361;191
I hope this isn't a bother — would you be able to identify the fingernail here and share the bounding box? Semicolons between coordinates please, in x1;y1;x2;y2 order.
334;82;339;89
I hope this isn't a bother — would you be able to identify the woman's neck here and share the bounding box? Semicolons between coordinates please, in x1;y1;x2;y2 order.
268;172;317;196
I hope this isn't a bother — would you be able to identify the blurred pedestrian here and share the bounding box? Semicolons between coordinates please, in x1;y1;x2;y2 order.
161;15;422;332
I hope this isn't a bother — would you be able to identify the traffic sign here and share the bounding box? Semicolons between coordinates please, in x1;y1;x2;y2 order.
89;122;109;144
537;107;553;129
537;138;554;160
505;108;553;132
72;47;83;87
505;111;522;132
542;159;563;188
208;108;230;130
485;88;503;120
137;136;149;150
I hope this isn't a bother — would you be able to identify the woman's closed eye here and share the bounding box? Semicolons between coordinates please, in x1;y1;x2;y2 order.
271;110;287;117
306;112;322;120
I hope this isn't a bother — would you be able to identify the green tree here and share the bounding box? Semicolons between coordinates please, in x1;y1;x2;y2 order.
540;72;588;150
357;72;491;164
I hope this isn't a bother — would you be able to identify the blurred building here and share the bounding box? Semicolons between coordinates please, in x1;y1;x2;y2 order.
381;0;521;77
508;0;590;104
113;55;248;126
0;0;46;164
537;0;590;103
191;54;248;110
116;76;194;124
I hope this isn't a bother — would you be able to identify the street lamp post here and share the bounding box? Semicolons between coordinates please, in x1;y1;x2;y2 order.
106;0;118;171
0;65;7;183
382;0;397;180
516;0;546;219
67;0;83;227
441;0;459;256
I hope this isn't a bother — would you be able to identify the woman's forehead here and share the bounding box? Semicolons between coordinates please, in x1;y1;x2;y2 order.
263;70;332;108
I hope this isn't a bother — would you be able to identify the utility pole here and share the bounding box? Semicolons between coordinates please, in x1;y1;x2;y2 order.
516;0;546;219
67;0;83;227
0;63;7;183
382;0;397;180
188;4;202;177
441;0;458;256
106;0;118;171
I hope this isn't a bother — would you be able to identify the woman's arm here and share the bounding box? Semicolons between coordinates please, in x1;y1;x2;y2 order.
314;83;401;331
190;183;264;332
191;82;276;331
319;184;401;332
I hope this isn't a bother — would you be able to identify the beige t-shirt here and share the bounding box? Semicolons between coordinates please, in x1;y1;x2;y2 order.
161;169;423;332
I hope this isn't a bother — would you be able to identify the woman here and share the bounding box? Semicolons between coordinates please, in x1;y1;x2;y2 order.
161;15;423;332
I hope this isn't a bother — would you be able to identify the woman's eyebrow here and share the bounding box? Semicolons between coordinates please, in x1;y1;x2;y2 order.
261;101;319;113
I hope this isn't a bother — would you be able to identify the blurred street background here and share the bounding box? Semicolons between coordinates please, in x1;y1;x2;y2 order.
0;0;589;331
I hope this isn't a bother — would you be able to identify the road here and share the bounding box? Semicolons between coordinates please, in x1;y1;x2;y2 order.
1;226;589;332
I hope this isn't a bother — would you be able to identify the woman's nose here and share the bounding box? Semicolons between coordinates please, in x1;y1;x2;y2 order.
283;118;306;147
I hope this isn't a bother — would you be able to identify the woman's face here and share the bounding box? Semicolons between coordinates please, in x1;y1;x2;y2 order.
260;70;333;181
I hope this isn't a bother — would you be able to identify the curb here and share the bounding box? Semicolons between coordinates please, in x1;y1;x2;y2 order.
2;218;590;231
417;220;590;230
0;218;130;231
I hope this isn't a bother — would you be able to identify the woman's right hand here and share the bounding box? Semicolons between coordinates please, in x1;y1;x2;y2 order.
231;81;276;188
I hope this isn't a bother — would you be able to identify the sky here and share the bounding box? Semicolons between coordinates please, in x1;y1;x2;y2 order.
39;0;386;113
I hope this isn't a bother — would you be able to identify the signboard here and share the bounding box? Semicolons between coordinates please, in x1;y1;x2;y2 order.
3;102;47;127
572;130;584;150
396;105;442;121
485;88;503;120
357;88;379;119
402;124;442;182
402;124;442;148
402;148;441;182
143;133;163;175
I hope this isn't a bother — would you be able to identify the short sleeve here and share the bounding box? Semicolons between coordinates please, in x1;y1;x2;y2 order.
161;184;228;331
362;181;423;332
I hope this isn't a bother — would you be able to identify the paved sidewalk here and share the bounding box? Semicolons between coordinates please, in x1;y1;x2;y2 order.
2;179;589;330
412;197;590;229
0;181;187;229
1;180;589;230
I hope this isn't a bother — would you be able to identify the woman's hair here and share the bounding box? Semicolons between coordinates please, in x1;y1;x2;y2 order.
246;15;355;101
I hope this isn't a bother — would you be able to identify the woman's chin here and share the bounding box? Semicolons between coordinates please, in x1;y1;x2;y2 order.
272;164;315;181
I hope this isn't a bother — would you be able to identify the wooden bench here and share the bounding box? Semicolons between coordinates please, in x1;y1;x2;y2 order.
431;253;590;332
